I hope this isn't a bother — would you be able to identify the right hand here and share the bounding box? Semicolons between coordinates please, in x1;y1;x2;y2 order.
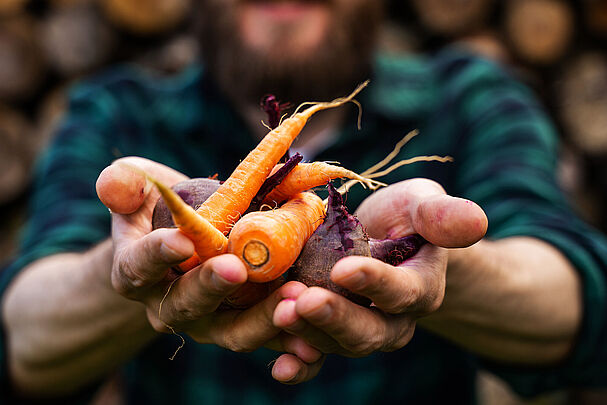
96;157;324;382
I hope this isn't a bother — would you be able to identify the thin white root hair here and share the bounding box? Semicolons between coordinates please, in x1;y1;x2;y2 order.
158;277;186;360
331;129;452;197
292;80;369;128
366;155;453;179
361;129;419;176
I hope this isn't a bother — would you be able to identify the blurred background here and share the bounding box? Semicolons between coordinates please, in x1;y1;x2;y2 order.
0;1;606;404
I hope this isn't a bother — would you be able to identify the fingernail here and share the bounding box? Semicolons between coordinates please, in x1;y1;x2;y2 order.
159;242;182;262
287;369;303;384
211;271;236;289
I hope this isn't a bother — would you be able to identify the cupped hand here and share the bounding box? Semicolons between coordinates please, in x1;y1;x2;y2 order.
272;178;487;369
96;157;323;380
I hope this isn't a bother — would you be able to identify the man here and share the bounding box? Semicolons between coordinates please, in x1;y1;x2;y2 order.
2;0;606;403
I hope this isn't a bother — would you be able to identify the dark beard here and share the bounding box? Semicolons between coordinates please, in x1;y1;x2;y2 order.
197;1;383;107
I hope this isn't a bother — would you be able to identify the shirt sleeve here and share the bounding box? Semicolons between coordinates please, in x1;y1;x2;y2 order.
447;51;607;396
0;81;120;402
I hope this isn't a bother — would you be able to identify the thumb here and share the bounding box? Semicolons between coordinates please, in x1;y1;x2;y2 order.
96;156;188;214
356;178;487;248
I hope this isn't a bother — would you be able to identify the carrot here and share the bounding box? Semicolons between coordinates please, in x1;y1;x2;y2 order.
143;171;228;262
196;81;369;234
227;192;325;283
264;161;384;204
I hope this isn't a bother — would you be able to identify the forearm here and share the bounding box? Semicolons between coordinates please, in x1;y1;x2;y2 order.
2;239;157;398
420;236;582;365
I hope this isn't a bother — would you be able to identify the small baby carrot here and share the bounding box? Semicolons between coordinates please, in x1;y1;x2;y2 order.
264;161;384;204
227;192;326;283
144;172;228;263
196;81;369;234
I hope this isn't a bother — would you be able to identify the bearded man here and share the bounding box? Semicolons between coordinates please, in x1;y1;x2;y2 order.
2;1;607;404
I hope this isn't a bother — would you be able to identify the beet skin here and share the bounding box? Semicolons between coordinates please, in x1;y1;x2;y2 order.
290;183;427;306
152;177;221;230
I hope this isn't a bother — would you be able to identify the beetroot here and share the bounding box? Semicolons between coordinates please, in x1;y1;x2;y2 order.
289;183;427;306
152;177;221;230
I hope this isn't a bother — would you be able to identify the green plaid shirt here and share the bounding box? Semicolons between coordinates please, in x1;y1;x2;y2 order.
3;47;607;404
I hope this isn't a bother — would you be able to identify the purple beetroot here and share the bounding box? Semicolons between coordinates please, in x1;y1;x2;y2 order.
289;183;426;306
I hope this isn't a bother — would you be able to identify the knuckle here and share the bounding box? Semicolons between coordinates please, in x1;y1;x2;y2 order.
414;284;445;316
425;294;444;314
344;340;376;356
383;282;422;314
382;320;416;352
172;296;207;323
111;252;148;298
342;325;384;355
147;316;170;334
111;266;136;298
222;333;254;353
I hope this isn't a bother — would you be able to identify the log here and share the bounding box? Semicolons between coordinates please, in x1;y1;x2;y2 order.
0;105;34;204
39;4;114;77
504;0;574;65
582;0;607;37
100;0;191;35
556;52;607;154
411;0;494;36
0;0;27;17
49;0;95;7
0;16;45;101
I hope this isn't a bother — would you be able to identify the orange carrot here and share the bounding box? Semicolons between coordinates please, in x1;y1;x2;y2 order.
196;81;369;234
264;161;384;204
227;192;325;283
144;173;228;262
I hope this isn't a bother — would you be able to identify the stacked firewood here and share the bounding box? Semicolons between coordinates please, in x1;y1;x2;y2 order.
0;0;198;264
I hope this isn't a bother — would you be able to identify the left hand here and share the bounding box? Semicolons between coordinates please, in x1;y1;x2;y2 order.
271;178;488;381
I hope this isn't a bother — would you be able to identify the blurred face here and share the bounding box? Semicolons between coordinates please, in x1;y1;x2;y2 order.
198;0;384;106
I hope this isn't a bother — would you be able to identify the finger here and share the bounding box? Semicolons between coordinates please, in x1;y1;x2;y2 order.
415;193;487;248
265;333;323;364
274;297;344;354
331;251;445;315
274;298;337;353
96;156;188;215
294;287;415;355
196;281;308;351
111;228;195;298
279;334;323;363
355;178;487;248
158;254;248;325
271;353;326;384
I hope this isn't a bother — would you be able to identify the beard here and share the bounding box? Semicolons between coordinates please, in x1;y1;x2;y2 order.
197;0;384;107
